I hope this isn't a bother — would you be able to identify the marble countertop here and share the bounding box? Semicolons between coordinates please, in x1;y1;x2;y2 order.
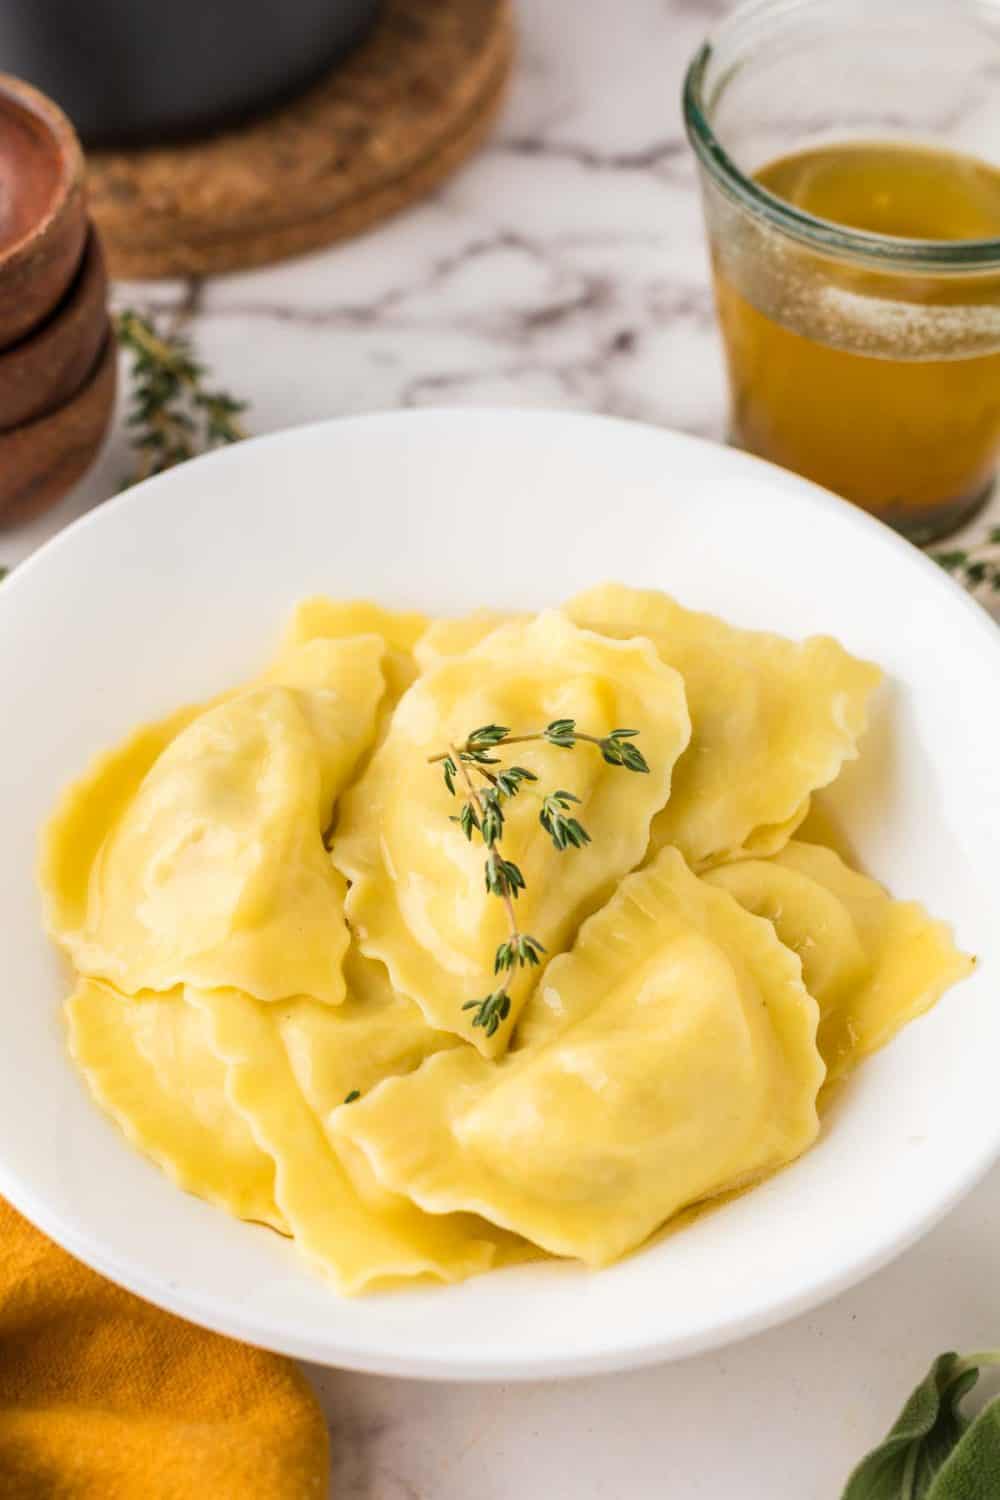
5;1;1000;1495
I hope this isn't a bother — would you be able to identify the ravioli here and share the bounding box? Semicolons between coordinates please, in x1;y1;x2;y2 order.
332;611;691;1055
563;583;881;869
42;704;207;951
47;589;972;1297
263;635;388;807
66;979;285;1230
413;611;523;674
278;946;460;1131
704;842;974;1081
189;987;507;1293
44;636;385;1005
332;847;824;1265
282;596;427;713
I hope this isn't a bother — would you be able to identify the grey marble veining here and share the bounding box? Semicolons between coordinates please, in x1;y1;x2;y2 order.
0;0;736;569
5;0;997;572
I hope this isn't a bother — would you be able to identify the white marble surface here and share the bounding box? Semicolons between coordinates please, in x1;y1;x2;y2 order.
5;1;1000;1495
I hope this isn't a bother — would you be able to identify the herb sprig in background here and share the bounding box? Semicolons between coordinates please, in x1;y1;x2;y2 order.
0;312;249;581
116;309;247;485
934;527;1000;595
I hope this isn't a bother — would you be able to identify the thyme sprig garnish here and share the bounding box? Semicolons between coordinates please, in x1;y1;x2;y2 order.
429;721;649;1036
934;527;1000;595
115;309;248;485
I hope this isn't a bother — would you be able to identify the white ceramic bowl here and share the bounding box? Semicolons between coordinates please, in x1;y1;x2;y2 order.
1;410;997;1380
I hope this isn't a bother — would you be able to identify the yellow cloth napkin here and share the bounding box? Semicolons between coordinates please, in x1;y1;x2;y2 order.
0;1199;329;1498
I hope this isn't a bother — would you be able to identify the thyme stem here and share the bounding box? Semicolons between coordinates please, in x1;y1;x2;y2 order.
450;745;519;1000
436;719;649;1036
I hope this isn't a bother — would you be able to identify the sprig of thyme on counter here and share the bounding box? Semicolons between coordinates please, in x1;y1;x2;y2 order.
428;721;649;1036
115;309;247;485
934;527;1000;594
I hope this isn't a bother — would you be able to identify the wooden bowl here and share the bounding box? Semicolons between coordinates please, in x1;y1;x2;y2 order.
0;225;107;431
0;326;116;523
0;74;86;348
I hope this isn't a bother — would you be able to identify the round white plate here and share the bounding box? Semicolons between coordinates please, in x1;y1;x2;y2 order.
2;410;997;1380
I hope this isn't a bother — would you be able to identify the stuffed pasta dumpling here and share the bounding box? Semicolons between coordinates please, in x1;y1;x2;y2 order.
43;635;386;1005
413;611;523;674
704;842;974;1081
190;980;517;1293
332;611;691;1055
66;978;285;1231
564;583;881;869
281;596;427;715
331;847;824;1265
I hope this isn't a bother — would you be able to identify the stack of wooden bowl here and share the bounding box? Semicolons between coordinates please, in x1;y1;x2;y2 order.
0;75;115;523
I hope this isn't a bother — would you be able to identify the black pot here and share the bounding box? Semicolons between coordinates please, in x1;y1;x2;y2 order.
0;0;381;148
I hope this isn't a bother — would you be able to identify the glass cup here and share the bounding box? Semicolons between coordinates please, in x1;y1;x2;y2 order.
683;0;1000;543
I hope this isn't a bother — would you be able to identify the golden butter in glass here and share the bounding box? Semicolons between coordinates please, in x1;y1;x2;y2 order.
711;142;1000;537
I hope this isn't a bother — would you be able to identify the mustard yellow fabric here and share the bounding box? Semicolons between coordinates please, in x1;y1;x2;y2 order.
0;1198;329;1499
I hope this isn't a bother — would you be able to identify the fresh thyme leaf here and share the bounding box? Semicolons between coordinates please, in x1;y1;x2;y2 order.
935;550;971;573
429;720;650;1034
343;1089;361;1104
462;990;511;1037
932;529;1000;596
540;790;591;851
479;789;505;846
461;748;501;766
467;724;510;747
494;934;545;973
600;731;650;773
841;1350;1000;1499
544;718;578;748
116;309;248;487
484;851;525;898
495;766;537;798
458;802;479;840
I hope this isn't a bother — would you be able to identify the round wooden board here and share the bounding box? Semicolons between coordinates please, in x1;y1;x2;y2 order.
86;0;513;279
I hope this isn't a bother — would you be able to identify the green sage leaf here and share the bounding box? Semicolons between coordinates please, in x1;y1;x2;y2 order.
842;1353;1000;1500
926;1396;1000;1498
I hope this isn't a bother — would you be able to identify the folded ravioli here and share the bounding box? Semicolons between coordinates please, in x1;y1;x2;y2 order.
282;596;427;712
332;611;691;1055
564;583;881;869
704;842;974;1081
414;611;524;674
262;634;389;809
278;945;461;1130
332;847;823;1266
188;987;507;1293
66;979;285;1230
42;703;207;949
44;637;385;1005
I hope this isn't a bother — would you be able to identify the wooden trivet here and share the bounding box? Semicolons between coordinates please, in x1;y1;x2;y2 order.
86;0;513;279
